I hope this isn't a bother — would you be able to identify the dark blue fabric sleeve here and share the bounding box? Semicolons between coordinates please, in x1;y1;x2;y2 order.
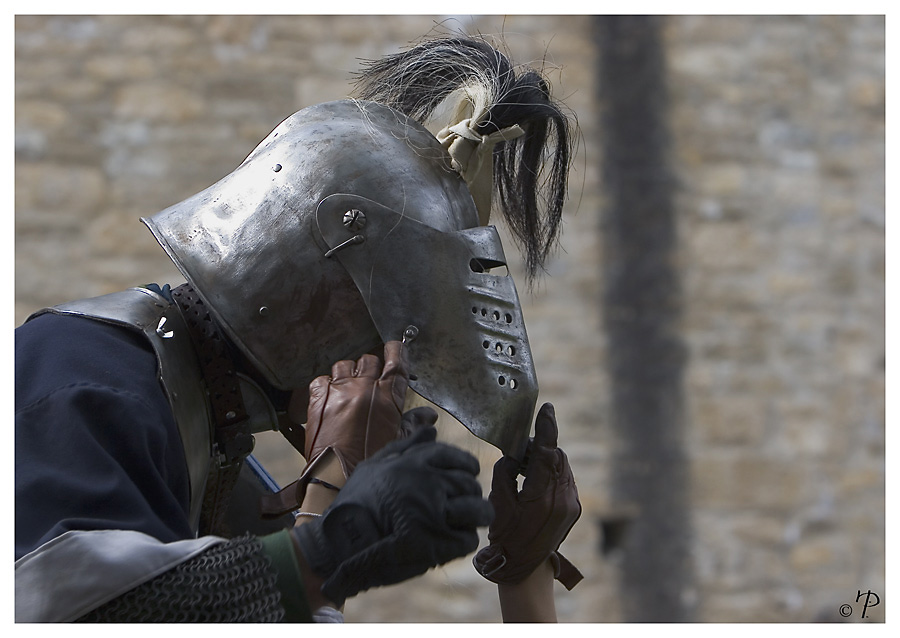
15;313;193;560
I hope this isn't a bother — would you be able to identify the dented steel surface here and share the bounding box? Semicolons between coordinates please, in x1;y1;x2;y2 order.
143;100;477;392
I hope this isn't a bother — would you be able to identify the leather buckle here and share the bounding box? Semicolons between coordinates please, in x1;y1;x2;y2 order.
481;551;507;577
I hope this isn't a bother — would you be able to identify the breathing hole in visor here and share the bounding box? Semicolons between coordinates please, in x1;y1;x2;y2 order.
470;258;509;277
473;306;515;325
485;341;518;358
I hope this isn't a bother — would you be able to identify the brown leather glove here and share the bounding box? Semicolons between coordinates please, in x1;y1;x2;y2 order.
304;340;409;473
260;341;409;518
473;402;583;589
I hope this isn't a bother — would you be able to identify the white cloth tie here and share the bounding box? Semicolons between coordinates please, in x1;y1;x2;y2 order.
437;114;525;225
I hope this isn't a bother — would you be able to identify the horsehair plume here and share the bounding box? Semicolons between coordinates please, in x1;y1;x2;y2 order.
353;37;574;283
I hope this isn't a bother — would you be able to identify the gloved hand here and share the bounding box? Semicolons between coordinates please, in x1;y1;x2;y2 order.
260;343;411;518
399;405;439;438
473;402;583;589
292;426;495;606
304;340;409;475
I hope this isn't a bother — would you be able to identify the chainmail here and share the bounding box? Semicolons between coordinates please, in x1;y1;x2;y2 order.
76;535;284;623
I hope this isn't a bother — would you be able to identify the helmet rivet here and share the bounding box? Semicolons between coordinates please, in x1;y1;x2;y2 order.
272;163;282;172
343;209;367;231
259;306;269;317
402;325;419;343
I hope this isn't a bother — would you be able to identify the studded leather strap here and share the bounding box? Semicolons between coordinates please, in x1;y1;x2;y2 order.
171;284;254;537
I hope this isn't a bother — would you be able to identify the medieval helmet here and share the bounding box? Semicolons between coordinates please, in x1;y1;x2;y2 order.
143;37;572;459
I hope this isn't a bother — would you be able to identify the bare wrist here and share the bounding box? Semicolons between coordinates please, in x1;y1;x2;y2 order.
297;453;346;521
497;558;557;622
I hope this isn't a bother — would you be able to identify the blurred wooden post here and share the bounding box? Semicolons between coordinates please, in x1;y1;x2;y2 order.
595;15;695;622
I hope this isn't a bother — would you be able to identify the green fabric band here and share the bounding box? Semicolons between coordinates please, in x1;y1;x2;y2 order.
258;529;314;623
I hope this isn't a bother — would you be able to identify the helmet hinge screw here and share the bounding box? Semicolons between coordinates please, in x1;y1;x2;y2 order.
342;209;367;231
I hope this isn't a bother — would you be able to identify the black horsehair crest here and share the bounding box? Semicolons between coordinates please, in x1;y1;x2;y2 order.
354;37;574;284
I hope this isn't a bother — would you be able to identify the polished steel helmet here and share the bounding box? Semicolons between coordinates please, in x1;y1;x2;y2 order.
144;99;536;458
144;37;574;459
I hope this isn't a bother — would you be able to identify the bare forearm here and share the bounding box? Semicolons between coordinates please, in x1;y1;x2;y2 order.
297;452;346;517
497;558;557;622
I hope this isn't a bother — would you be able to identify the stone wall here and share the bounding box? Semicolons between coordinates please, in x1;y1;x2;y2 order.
667;15;886;622
14;15;884;622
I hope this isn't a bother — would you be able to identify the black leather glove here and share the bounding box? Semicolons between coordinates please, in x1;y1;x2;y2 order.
399;405;439;437
292;425;494;606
